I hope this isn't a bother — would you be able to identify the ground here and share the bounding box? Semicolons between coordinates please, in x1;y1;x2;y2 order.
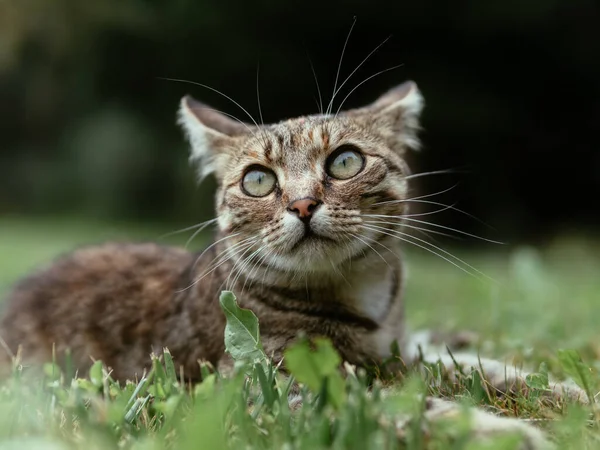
0;216;598;449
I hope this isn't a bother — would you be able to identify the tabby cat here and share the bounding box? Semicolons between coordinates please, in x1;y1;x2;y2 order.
0;81;580;448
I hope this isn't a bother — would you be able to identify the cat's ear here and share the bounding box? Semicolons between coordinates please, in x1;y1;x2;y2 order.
368;81;424;152
178;95;252;179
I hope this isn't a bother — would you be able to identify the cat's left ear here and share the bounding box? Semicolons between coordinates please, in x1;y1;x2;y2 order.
178;95;253;179
368;81;424;152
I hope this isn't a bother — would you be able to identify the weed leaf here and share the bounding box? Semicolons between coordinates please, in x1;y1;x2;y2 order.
557;349;595;401
284;337;345;408
219;291;264;361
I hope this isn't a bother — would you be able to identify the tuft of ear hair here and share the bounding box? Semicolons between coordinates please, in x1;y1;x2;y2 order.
177;96;251;179
370;80;425;152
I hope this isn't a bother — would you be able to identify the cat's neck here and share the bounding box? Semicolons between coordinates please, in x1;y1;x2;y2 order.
203;234;403;323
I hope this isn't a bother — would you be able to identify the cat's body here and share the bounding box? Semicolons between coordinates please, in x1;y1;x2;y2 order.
1;84;418;379
1;238;405;380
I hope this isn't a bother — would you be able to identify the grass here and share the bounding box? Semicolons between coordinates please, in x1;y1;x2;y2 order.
0;216;599;449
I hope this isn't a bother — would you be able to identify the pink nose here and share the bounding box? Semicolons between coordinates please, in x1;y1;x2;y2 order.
287;198;321;221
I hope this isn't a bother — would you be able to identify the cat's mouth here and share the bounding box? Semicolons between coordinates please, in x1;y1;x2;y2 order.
289;228;335;252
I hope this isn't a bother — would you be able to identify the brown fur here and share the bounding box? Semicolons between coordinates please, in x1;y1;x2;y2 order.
1;82;423;380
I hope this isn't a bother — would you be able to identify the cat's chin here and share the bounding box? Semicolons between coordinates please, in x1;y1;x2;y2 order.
266;236;365;273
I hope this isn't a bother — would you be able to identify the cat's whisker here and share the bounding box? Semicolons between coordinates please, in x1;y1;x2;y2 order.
158;77;260;128
327;34;392;114
243;247;272;294
403;168;468;181
363;219;458;240
188;106;257;137
225;244;262;291
184;238;257;292
372;184;459;206
184;219;220;249
184;105;272;152
327;17;357;116
158;218;218;240
334;64;404;119
361;224;495;283
363;214;503;244
160;77;272;150
373;198;492;228
349;233;391;270
403;216;504;244
197;238;257;279
184;232;243;283
306;51;324;115
396;205;458;218
354;232;402;262
239;247;265;293
256;62;264;126
233;246;265;292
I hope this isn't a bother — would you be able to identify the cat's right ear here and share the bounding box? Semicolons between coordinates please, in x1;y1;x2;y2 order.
178;96;251;179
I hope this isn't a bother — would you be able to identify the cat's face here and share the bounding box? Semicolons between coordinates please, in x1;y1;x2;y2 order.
179;82;423;272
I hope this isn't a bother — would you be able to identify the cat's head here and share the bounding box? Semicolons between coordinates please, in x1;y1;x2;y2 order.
178;82;423;272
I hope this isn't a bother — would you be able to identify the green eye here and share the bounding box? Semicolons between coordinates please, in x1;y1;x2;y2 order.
326;146;365;180
241;166;277;197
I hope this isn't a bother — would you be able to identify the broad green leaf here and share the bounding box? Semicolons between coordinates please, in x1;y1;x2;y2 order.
557;349;595;401
525;362;550;391
284;337;345;408
89;360;104;388
219;291;264;361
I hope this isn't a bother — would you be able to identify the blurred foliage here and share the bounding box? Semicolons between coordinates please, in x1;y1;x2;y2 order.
0;0;598;239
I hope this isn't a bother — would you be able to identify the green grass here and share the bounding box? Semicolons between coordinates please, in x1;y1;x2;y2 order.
0;217;599;449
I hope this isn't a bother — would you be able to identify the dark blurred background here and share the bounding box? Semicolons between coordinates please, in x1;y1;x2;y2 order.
1;0;599;244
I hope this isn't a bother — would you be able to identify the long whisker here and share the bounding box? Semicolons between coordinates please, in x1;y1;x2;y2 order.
373;184;459;206
403;217;503;244
328;17;357;115
397;203;458;218
243;247;272;294
334;64;404;118
225;243;261;291
373;198;493;229
158;77;260;128
183;237;256;292
350;233;391;269
197;237;257;279
355;233;402;262
327;35;392;115
363;220;457;240
229;246;263;291
184;219;219;249
363;214;502;244
306;51;324;115
158;218;217;240
177;232;242;292
186;106;257;136
256;62;264;126
362;224;495;283
403;168;469;181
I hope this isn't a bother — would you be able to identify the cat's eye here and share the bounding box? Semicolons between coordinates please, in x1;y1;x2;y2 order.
326;146;365;180
241;166;277;197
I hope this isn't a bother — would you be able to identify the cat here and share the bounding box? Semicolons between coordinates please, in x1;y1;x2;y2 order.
1;81;422;380
0;81;583;448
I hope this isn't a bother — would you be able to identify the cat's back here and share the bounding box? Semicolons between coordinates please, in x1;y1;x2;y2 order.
0;242;195;377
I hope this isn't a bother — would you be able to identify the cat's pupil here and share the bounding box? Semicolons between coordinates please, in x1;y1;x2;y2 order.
242;167;276;197
327;149;364;180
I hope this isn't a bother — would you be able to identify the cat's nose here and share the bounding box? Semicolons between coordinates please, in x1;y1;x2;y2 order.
287;197;322;222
